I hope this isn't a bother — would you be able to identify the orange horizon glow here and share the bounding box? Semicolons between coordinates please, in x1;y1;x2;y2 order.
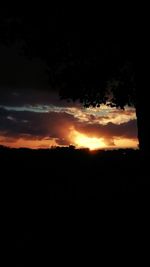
69;129;107;150
0;130;138;150
0;136;58;149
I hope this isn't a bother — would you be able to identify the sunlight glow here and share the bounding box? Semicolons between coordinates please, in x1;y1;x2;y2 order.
70;129;106;150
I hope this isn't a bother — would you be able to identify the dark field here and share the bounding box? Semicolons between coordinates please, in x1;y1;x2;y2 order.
1;146;149;201
1;146;149;264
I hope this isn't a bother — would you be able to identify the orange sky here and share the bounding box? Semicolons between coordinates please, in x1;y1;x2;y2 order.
0;134;138;150
0;103;138;150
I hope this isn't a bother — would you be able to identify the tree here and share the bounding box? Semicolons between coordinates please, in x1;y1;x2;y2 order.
1;8;147;156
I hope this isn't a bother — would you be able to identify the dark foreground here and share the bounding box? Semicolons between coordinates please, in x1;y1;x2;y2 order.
1;146;149;264
1;146;149;201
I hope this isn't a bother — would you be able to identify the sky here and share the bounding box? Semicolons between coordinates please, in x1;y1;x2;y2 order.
0;44;138;150
0;88;138;150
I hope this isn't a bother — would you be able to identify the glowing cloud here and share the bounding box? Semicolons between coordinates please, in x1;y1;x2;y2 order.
69;129;107;150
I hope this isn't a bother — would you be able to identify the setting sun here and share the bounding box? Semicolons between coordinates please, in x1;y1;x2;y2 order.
70;129;106;150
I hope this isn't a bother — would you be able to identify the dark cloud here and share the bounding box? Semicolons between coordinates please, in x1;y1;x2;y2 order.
0;107;76;142
76;120;138;139
0;87;81;108
0;44;49;90
55;138;71;146
0;44;80;108
0;45;81;109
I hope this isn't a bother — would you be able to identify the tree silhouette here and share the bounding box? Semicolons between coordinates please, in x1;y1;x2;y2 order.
1;8;147;156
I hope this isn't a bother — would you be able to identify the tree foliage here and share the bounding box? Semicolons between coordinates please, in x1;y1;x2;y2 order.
0;7;135;109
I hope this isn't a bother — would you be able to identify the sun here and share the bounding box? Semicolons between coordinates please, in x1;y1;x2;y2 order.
70;129;106;150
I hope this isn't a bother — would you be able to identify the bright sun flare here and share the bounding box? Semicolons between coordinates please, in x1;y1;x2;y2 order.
70;129;106;150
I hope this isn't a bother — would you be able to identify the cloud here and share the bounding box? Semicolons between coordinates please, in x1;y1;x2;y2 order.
0;44;49;90
0;107;78;147
0;87;83;112
0;105;138;149
75;120;138;139
81;105;136;125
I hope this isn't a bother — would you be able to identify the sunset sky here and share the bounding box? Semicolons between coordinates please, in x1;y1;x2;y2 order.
0;88;138;150
0;44;138;150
